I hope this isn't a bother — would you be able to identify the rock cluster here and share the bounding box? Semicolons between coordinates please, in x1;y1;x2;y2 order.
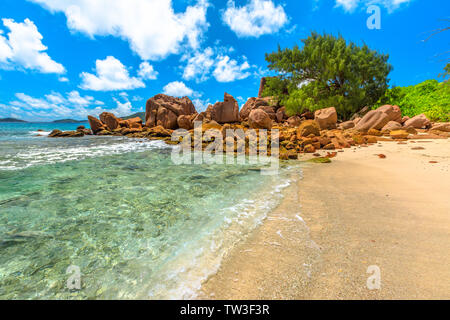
145;94;197;129
49;88;449;160
49;125;93;138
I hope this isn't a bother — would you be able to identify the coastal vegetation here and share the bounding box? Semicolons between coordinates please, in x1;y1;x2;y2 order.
262;31;449;123
262;32;392;120
375;80;450;122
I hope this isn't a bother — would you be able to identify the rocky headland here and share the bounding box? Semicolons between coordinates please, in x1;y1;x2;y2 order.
48;81;450;161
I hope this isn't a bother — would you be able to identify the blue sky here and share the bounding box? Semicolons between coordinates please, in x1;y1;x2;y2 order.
0;0;448;121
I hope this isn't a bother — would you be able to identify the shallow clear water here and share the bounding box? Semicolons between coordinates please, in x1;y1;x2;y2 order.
0;122;300;299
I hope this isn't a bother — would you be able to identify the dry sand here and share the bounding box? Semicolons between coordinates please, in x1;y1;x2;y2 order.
199;138;450;299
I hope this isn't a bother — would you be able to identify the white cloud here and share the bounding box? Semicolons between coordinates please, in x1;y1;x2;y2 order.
3;91;103;120
138;61;158;80
67;90;94;106
182;47;215;82
335;0;412;12
29;0;210;60
80;56;145;91
0;18;65;73
222;0;288;38
111;98;133;116
162;81;194;97
0;90;142;121
182;46;254;83
192;98;211;112
213;55;251;82
58;76;69;82
335;0;359;11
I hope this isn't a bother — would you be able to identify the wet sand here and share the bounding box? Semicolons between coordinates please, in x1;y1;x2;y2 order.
199;138;450;299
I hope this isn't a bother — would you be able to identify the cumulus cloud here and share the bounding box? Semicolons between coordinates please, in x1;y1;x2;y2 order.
80;56;146;91
0;18;65;73
182;47;215;82
162;81;195;97
213;55;251;82
2;91;102;120
335;0;412;12
138;61;158;80
182;47;253;83
0;90;140;121
222;0;288;38
29;0;210;60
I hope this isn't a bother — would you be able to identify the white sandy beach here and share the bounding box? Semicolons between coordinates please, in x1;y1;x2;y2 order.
199;138;450;299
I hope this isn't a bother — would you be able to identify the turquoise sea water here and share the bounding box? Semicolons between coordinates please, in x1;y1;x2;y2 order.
0;122;300;299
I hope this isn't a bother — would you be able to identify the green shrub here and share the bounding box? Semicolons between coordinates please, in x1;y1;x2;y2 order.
263;32;392;120
375;80;450;122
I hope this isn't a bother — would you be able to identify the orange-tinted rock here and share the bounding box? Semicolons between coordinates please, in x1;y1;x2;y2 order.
390;130;409;139
355;110;390;131
404;114;431;129
88;115;105;134
240;97;272;120
177;114;194;130
381;121;402;132
323;143;335;150
249;109;272;129
287;116;301;127
377;105;402;123
401;116;410;124
297;120;320;138
367;128;382;136
99;112;120;130
276;107;287;122
145;94;196;129
431;122;450;132
303;144;316;153
314;107;337;130
339;120;355;130
207;93;240;123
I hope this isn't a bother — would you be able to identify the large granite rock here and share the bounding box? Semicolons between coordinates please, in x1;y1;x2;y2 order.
248;109;272;129
314;107;337;130
381;121;402;132
377;105;402;123
239;96;277;121
355;110;390;131
339;120;355;130
99;112;120;131
431;122;450;132
276;107;287;123
88;115;105;133
404;114;431;129
206;93;239;123
297;120;320;138
145;94;197;129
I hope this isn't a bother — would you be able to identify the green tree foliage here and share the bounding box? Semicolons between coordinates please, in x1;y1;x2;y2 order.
375;80;450;122
263;32;393;120
440;63;450;80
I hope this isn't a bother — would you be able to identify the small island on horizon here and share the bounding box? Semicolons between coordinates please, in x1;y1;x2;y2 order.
0;117;27;123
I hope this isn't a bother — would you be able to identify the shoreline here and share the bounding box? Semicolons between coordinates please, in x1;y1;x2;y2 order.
198;138;450;299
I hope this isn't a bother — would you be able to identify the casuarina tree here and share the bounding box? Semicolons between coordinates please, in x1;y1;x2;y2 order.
263;32;393;120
